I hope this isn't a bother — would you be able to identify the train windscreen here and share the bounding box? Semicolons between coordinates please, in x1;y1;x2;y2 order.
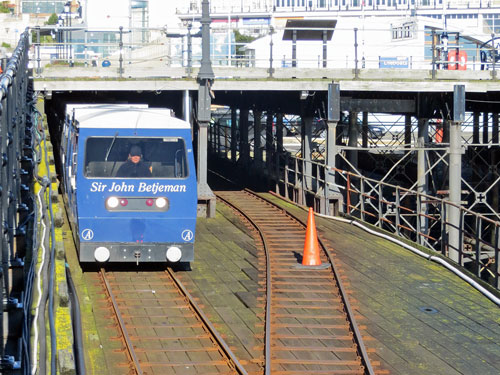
84;137;189;178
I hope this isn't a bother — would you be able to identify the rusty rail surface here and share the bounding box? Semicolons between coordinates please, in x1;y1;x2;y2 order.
97;268;248;374
216;189;378;375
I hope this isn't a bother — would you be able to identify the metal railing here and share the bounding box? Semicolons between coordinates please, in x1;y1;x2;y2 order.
0;28;35;371
208;113;500;290
27;24;500;80
274;153;499;290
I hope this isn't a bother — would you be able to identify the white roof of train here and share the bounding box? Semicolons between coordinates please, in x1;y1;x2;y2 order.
66;104;190;129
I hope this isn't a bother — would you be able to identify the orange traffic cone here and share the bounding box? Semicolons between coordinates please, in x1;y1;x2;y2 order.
302;207;322;266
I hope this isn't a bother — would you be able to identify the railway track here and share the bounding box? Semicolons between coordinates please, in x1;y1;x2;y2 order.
93;267;248;375
216;189;379;375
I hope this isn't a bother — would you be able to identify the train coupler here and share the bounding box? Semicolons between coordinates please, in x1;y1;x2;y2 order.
134;250;141;266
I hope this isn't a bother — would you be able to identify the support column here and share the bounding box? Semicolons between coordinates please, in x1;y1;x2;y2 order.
473;112;480;144
483;112;489;145
492;112;499;144
405;114;412;148
231;107;238;163
417;118;429;245
302;115;313;190
448;85;465;263
275;113;284;193
443;118;450;144
266;111;274;177
216;112;221;156
239;109;249;168
326;83;343;214
196;0;215;218
253;110;263;169
197;81;215;218
347;111;359;171
361;112;368;148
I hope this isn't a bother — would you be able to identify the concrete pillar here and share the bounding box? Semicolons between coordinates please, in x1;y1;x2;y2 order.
326;82;342;215
417;118;429;245
231;107;238;163
448;85;465;263
197;123;215;217
195;0;216;218
443;118;450;144
253;110;263;169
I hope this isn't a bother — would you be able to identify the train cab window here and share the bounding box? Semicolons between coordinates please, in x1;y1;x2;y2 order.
84;137;188;178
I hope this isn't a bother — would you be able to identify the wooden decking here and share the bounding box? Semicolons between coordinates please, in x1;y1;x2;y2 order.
177;192;499;375
264;194;500;375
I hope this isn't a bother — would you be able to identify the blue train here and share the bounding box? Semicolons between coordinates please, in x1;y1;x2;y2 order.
61;104;197;264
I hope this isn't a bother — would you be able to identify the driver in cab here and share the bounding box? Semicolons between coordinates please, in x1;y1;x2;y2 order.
115;145;152;177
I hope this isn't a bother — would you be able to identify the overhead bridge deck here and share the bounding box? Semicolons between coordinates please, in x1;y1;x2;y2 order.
34;66;500;93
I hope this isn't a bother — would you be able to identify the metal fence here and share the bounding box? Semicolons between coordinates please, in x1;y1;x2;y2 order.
276;153;500;290
0;28;35;371
208;117;500;291
28;23;500;80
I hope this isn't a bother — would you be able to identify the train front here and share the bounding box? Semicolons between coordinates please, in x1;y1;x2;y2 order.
74;108;197;264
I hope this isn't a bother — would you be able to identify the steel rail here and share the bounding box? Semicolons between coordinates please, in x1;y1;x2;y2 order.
215;193;273;375
165;267;249;375
247;189;376;375
99;268;144;375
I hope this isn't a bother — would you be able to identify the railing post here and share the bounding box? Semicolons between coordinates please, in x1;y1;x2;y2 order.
492;33;497;80
268;26;274;78
360;179;365;221
395;186;401;236
347;173;351;215
119;26;124;78
354;27;359;79
285;153;289;200
187;22;193;77
378;184;382;228
416;193;422;245
36;26;41;76
475;216;482;278
495;224;499;289
441;200;448;256
431;29;436;79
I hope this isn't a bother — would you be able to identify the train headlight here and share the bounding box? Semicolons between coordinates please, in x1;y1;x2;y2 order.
155;197;168;209
166;246;182;262
106;196;119;209
94;246;110;262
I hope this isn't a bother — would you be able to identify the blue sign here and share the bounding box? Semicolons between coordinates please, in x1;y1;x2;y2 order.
379;57;409;69
243;18;270;25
